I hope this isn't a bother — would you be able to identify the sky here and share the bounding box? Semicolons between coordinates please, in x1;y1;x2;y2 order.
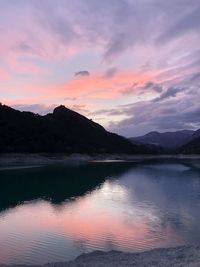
0;0;200;137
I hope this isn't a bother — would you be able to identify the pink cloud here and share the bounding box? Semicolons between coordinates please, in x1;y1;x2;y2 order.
0;70;157;111
0;66;10;80
47;70;154;99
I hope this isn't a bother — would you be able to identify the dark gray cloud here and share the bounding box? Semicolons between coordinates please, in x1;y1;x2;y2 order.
153;87;184;102
144;82;163;93
75;71;90;77
121;81;163;95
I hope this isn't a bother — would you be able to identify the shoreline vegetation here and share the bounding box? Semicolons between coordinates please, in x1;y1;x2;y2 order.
0;246;200;266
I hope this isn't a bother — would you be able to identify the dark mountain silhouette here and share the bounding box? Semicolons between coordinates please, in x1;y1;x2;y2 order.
179;137;200;154
191;129;200;139
130;130;194;151
0;104;154;154
130;139;165;154
179;129;200;154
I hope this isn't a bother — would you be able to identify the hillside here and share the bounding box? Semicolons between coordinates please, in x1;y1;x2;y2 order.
0;104;154;154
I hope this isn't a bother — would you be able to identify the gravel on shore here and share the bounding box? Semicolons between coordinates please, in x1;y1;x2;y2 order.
1;246;200;267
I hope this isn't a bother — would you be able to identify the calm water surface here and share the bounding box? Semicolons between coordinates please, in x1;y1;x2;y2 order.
0;159;200;264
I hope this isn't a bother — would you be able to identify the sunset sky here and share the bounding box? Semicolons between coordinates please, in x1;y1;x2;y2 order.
0;0;200;136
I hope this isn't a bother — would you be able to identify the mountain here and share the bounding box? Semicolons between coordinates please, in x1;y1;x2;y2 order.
0;104;154;154
130;130;194;151
191;129;200;140
179;137;200;154
179;129;200;154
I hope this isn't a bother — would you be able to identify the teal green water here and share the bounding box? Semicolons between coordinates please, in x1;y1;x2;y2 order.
0;159;200;264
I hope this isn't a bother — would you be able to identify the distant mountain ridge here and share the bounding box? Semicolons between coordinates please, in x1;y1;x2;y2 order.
0;104;155;154
179;129;200;154
130;130;194;149
130;129;200;153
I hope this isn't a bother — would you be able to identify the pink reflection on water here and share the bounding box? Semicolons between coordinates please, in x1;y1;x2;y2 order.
0;181;181;264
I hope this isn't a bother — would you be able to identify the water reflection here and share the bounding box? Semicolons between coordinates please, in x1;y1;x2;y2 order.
0;159;200;264
0;162;133;211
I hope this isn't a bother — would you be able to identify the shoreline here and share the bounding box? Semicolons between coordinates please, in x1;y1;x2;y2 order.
0;246;200;266
0;153;199;168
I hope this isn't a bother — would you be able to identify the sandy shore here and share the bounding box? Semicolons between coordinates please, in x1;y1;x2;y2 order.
1;246;200;267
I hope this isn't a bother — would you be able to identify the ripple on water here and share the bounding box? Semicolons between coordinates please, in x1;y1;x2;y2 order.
0;160;200;264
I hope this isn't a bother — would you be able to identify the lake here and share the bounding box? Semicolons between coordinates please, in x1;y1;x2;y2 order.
0;158;200;265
